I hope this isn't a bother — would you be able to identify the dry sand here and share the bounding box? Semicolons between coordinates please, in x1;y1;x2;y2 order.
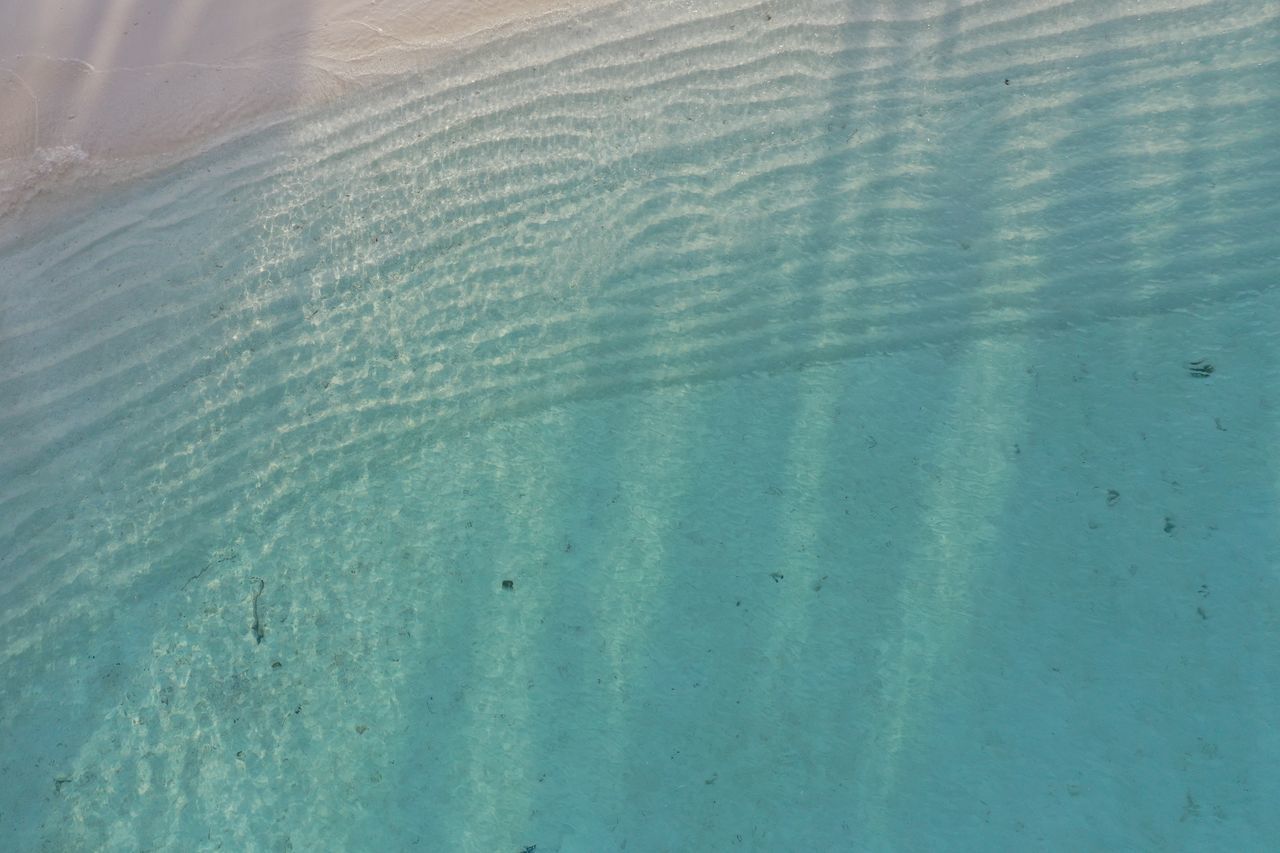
0;0;602;233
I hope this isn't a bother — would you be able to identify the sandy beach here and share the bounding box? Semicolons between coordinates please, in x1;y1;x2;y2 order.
0;0;601;233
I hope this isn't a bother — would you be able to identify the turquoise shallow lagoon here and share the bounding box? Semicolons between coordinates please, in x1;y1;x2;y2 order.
2;0;1278;849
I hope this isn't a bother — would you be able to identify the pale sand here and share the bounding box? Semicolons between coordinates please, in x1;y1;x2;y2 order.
0;0;605;234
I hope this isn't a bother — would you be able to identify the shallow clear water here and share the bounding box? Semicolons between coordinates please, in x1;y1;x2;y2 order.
2;0;1278;849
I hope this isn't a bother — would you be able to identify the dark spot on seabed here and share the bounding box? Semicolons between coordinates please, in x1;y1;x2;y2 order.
250;577;266;644
1187;360;1214;378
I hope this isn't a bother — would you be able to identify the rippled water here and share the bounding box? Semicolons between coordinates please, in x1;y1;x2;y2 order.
2;0;1278;849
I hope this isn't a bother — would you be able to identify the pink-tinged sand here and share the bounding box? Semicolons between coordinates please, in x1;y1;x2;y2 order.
0;0;599;232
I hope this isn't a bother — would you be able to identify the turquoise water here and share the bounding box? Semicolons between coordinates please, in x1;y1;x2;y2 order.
2;0;1278;849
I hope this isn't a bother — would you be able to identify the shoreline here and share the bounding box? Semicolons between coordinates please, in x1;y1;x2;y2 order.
0;0;607;243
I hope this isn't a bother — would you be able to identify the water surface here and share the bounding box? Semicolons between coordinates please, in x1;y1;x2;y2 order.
2;0;1278;849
